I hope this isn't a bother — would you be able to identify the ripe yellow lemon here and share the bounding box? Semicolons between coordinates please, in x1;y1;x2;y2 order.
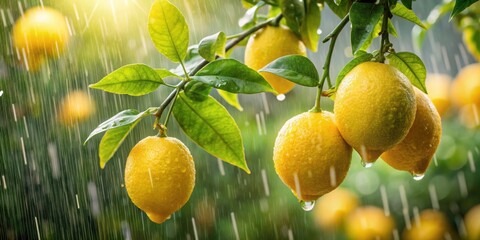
345;206;395;240
334;62;416;163
313;188;359;229
463;28;480;62
425;74;451;117
125;136;195;224
244;25;307;94
403;209;454;240
465;204;480;240
13;7;69;57
58;90;95;126
273;111;352;202
381;88;442;176
451;63;480;107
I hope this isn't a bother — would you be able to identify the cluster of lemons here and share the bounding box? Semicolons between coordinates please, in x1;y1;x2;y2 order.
314;188;480;240
244;25;442;202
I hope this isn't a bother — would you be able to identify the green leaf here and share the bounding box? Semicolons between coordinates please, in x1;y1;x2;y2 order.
198;32;227;62
451;0;479;19
217;89;243;111
239;1;265;28
335;53;373;88
155;69;181;79
280;0;305;33
325;0;353;19
99;124;135;169
386;52;427;93
85;108;157;144
95;108;156;168
350;2;383;54
172;45;204;76
260;55;319;87
148;0;189;62
90;64;164;96
391;2;426;29
388;19;398;37
191;59;275;93
184;81;212;101
173;93;249;173
300;0;321;52
400;0;411;9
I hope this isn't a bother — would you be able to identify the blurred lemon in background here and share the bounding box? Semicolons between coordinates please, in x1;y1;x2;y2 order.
58;90;95;126
345;206;395;240
403;209;455;240
381;88;442;177
313;188;359;229
452;63;480;107
334;62;416;164
425;74;451;117
12;7;69;71
465;204;480;240
463;27;480;62
244;25;307;94
273;112;352;202
125;136;195;224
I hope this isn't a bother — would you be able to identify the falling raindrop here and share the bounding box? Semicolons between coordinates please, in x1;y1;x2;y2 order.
412;173;425;181
276;94;286;101
360;159;374;168
300;200;315;211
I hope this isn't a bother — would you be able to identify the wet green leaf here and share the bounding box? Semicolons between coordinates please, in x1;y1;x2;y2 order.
260;55;319;87
155;69;181;79
300;0;321;52
391;2;426;29
95;108;156;168
387;52;427;93
85;108;157;144
191;59;275;93
350;2;383;54
148;0;189;62
280;0;305;33
239;2;265;28
325;0;353;19
400;0;411;9
451;0;479;19
173;93;249;173
184;81;212;101
90;64;164;96
198;32;227;62
217;90;243;111
335;53;373;88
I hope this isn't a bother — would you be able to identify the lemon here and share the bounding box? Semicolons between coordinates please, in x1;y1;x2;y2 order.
403;209;454;240
345;206;395;240
58;90;95;126
313;188;359;229
463;28;480;62
273;111;352;201
451;63;480;107
381;88;442;176
425;74;451;117
125;136;195;224
13;7;69;57
334;62;416;163
244;25;307;94
465;204;480;240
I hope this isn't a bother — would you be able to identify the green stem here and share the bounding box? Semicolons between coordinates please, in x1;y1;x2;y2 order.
311;14;349;113
378;2;392;63
153;14;283;131
163;86;181;127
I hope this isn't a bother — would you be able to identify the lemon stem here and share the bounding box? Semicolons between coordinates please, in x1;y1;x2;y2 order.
378;2;392;63
311;14;349;112
153;14;283;128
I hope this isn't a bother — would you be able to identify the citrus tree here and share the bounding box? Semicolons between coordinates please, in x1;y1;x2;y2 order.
84;0;479;224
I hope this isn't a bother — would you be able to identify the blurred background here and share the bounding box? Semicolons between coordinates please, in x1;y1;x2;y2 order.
1;0;479;239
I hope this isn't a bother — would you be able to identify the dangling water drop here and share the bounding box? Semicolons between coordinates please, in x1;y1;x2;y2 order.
276;94;286;101
300;200;315;211
360;159;374;168
412;173;425;181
